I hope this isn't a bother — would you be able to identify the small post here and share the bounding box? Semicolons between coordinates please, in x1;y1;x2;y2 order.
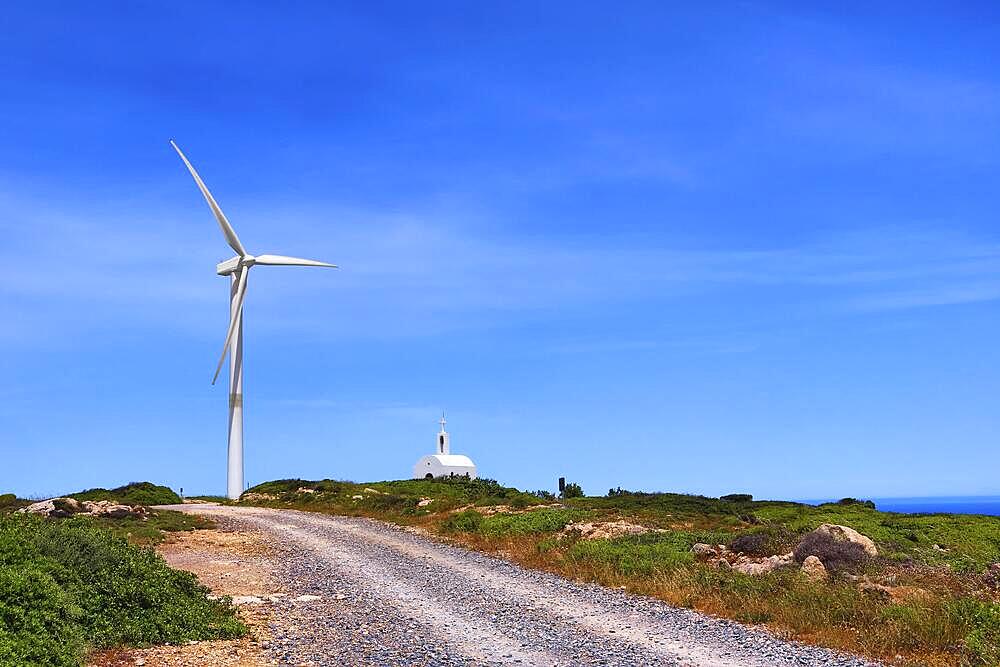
559;477;566;494
180;487;184;500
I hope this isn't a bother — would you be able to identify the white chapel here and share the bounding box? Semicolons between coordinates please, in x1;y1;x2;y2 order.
413;414;477;479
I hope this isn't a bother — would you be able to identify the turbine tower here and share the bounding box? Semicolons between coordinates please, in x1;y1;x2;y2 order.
171;141;337;500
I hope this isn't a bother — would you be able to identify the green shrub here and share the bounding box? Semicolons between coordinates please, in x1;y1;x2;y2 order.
836;498;877;510
442;509;485;533
70;482;181;506
0;515;244;666
729;527;794;556
949;598;1000;665
0;495;17;508
720;493;753;503
793;532;867;573
561;482;584;499
479;509;585;536
569;533;694;576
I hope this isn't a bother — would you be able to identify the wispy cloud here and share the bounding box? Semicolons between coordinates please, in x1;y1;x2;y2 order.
3;186;998;349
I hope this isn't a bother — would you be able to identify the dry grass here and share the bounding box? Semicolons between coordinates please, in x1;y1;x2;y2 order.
237;480;1000;666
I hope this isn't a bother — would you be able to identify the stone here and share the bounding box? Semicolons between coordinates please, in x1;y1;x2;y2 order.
351;495;364;500
559;520;655;541
18;499;57;516
691;543;717;558
19;498;87;518
732;557;785;575
813;524;877;557
231;595;264;605
106;504;135;518
417;498;434;507
52;497;81;514
296;487;317;494
800;555;828;581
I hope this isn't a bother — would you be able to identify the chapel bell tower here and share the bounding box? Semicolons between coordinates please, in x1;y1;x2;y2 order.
437;413;450;455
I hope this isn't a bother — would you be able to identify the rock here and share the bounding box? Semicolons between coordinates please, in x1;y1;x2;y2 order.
231;595;264;605
733;560;778;575
720;550;795;575
800;555;828;581
559;520;655;541
296;487;317;494
106;504;135;518
18;499;57;516
293;594;322;602
731;555;790;575
691;543;717;558
52;497;81;514
813;524;878;557
417;498;434;507
19;497;86;518
77;500;146;519
858;579;891;599
351;495;364;500
240;492;278;502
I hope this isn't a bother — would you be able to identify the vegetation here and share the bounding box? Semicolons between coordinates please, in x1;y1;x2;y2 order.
243;476;545;518
91;510;213;546
239;478;1000;665
0;494;26;514
69;481;181;506
561;482;584;499
0;514;243;667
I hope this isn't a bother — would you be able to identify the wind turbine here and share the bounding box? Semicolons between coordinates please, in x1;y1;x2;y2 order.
171;140;337;500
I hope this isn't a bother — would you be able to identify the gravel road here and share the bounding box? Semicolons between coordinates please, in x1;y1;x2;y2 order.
168;504;878;667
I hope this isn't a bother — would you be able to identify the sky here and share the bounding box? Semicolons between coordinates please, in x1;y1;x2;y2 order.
1;2;999;500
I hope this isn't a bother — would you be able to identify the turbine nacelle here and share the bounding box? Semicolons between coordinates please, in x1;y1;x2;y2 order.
216;256;244;276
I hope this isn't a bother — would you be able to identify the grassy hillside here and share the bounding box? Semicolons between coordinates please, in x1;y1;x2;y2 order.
0;514;244;667
68;481;181;506
239;479;1000;666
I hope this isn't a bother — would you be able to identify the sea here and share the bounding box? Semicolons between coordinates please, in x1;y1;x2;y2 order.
800;496;1000;516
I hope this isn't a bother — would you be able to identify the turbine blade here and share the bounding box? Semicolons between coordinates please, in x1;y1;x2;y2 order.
212;267;250;385
254;254;338;268
170;140;247;257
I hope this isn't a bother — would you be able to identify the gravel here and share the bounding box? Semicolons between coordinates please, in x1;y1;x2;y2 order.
175;505;880;667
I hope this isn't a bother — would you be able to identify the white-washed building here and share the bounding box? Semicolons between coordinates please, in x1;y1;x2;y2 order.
413;414;477;479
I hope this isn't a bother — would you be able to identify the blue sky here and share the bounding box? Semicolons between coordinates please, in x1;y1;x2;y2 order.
2;3;998;499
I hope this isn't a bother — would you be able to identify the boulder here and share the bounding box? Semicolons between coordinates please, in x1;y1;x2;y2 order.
19;499;58;516
691;543;717;558
813;524;877;557
52;497;81;514
560;520;654;541
105;504;135;518
731;553;794;575
801;555;828;581
19;497;83;518
80;499;147;518
733;560;778;575
417;498;434;507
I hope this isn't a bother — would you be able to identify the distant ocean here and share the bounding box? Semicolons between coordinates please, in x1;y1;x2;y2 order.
800;496;1000;516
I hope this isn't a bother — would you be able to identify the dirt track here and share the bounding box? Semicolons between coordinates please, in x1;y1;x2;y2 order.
138;504;877;667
